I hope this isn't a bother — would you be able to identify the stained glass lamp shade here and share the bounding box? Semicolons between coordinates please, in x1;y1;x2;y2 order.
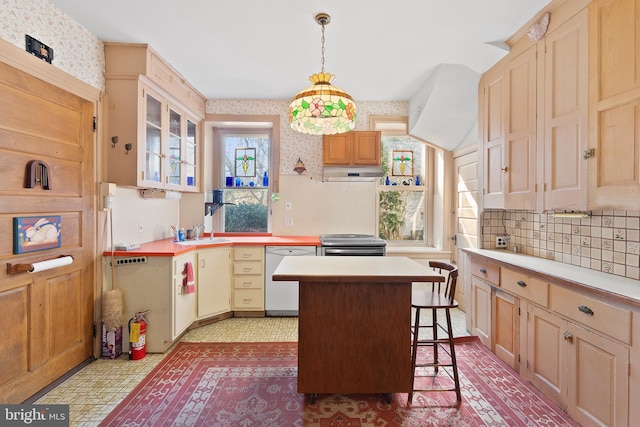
289;13;356;135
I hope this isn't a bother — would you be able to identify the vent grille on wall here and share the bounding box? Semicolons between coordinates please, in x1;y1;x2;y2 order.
112;257;148;266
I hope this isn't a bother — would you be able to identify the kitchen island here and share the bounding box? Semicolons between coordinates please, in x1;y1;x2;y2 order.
272;256;444;401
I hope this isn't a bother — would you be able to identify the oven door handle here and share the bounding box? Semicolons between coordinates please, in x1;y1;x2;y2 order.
322;247;385;256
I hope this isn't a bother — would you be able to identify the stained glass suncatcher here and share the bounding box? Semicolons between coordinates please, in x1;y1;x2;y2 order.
235;148;256;178
392;150;413;176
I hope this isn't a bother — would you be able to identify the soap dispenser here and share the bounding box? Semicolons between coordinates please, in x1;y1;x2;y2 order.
262;171;268;187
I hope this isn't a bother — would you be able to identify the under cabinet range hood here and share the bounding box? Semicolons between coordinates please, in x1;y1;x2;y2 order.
322;165;384;182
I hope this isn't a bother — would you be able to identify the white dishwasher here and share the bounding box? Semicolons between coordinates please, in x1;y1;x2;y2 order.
265;246;317;316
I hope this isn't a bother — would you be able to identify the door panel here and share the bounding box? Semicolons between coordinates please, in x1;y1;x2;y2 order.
0;60;95;403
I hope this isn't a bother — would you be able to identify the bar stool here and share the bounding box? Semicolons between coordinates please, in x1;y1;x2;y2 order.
408;261;461;404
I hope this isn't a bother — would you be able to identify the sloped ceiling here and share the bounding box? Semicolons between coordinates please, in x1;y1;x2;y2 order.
48;0;551;150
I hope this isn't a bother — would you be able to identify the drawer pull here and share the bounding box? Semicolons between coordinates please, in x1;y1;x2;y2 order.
517;280;526;287
563;331;574;343
242;268;251;273
578;305;594;316
243;298;252;303
479;267;487;273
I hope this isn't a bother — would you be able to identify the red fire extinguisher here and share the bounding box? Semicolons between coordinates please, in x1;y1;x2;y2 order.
128;311;149;360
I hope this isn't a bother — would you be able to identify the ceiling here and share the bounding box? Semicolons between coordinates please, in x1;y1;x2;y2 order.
49;0;551;102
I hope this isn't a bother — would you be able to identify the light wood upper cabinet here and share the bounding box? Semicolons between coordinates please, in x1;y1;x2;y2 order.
504;44;537;210
542;7;589;211
322;131;381;166
479;62;506;209
589;0;640;210
104;43;205;191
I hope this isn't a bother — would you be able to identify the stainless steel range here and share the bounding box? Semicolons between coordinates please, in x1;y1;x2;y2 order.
320;234;386;256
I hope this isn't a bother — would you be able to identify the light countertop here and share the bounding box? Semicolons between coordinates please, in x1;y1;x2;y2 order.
272;256;444;283
464;248;640;308
103;234;320;257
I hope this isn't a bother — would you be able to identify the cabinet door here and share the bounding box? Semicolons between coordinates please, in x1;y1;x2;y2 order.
173;253;197;339
351;131;381;165
504;45;537;210
480;63;505;208
526;304;567;409
184;118;198;191
543;8;588;211
589;0;640;210
566;322;629;427
493;289;519;372
470;276;492;348
197;248;231;318
322;134;352;165
140;87;165;187
165;106;183;190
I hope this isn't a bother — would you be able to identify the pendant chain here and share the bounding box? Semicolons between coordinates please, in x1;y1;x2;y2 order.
320;23;326;73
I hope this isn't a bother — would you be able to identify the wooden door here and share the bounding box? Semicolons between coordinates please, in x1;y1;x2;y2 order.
453;148;478;311
351;131;381;165
589;0;640;210
543;8;588;211
526;304;567;409
470;276;492;349
480;63;505;209
566;322;629;427
0;60;95;403
322;133;351;165
504;45;537;210
493;289;519;371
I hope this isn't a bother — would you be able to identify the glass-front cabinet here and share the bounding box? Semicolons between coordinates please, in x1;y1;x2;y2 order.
132;85;201;191
144;93;163;185
104;43;205;192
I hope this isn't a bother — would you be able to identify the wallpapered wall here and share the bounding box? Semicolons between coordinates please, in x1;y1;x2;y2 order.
0;0;105;91
207;99;408;176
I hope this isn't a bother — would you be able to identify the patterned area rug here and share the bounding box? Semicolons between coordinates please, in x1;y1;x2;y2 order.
100;339;579;426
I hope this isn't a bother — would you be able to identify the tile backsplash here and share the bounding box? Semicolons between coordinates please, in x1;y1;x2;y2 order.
482;209;640;280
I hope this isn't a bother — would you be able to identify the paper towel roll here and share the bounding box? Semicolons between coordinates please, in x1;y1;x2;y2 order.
29;256;73;273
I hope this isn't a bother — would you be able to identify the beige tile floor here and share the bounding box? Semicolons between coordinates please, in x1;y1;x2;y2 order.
35;310;468;427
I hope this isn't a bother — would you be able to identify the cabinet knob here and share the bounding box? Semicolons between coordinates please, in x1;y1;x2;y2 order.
479;267;487;273
501;166;509;172
578;305;594;316
517;280;527;287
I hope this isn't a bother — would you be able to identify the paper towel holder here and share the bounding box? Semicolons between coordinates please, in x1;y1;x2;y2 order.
7;255;73;275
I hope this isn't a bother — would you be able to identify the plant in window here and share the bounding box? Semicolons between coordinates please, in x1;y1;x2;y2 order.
379;190;406;240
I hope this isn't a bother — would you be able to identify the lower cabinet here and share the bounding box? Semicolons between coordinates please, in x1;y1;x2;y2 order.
465;252;633;427
470;276;492;348
527;303;629;427
196;247;231;319
493;289;519;372
232;246;265;313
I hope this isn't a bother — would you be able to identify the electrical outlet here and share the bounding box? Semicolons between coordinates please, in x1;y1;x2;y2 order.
284;217;293;226
138;223;144;233
496;236;508;248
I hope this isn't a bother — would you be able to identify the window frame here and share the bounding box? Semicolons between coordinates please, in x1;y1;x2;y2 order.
209;115;280;234
370;116;435;247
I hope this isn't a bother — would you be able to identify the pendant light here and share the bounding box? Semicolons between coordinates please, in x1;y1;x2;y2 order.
289;13;356;135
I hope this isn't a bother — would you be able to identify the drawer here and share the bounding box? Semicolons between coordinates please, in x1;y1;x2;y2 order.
501;268;549;307
233;262;263;275
233;289;264;310
234;246;263;261
469;257;500;286
234;276;263;290
551;286;632;344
